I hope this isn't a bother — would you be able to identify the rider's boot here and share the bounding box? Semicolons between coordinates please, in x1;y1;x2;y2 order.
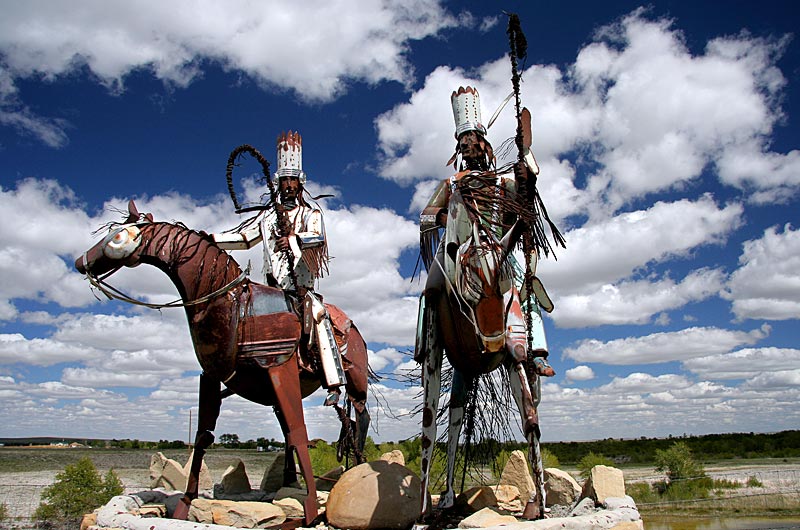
324;387;341;406
533;356;555;377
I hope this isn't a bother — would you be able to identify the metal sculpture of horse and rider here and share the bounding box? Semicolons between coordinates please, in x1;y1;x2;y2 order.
75;141;370;527
415;14;564;523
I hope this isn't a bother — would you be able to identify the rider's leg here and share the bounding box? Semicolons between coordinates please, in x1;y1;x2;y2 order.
304;292;346;404
507;360;546;519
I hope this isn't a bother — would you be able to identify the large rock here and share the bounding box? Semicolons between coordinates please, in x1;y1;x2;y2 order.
499;450;535;504
326;460;423;529
315;465;344;492
273;497;305;518
220;459;252;494
149;451;212;492
259;452;286;493
455;486;497;513
491;484;521;512
182;450;213;490
150;452;187;491
580;465;626;505
457;507;518;529
379;449;406;466
188;498;285;528
544;467;581;506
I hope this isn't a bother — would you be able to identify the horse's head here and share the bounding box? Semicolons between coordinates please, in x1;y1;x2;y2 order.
445;184;522;352
75;200;153;276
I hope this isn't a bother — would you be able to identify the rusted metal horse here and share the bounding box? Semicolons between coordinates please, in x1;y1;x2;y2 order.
416;171;550;520
76;200;370;525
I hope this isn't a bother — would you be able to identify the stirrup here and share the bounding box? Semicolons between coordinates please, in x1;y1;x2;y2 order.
533;357;555;377
323;389;341;406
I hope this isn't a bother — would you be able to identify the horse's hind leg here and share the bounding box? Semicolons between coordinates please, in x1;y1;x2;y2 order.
174;372;221;520
268;362;318;525
507;361;545;519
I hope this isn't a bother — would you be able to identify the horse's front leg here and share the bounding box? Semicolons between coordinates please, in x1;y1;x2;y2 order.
418;295;443;519
439;370;471;510
174;372;221;520
507;360;546;519
269;361;318;525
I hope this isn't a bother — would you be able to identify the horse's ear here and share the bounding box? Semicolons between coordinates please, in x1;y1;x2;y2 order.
124;200;140;224
145;212;154;222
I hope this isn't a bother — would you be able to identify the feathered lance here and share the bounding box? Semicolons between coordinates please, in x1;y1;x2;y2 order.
505;13;540;360
225;144;298;291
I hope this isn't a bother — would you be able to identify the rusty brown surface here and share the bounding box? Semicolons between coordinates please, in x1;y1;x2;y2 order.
76;201;370;525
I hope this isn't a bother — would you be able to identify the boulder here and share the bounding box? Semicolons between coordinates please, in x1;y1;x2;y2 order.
580;465;626;505
457;507;518;529
220;459;252;494
379;449;406;466
149;451;212;492
491;484;521;512
498;450;535;504
259;452;286;493
188;498;285;528
273;497;305;518
149;452;187;491
79;512;96;530
315;465;344;492
611;521;644;529
455;486;497;513
544;467;581;506
182;450;213;491
326;460;423;529
570;496;597;517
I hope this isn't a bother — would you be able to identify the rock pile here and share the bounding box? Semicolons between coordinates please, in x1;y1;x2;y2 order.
85;448;642;530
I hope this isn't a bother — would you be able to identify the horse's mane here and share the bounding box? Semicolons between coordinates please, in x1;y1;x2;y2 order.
95;213;242;298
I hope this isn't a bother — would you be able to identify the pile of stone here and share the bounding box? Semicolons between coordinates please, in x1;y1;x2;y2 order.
84;448;642;530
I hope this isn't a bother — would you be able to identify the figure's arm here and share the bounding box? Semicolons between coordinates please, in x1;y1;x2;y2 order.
420;179;450;270
420;179;450;231
212;224;263;250
294;208;325;249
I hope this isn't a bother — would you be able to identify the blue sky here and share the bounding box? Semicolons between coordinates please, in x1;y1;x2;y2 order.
0;1;798;444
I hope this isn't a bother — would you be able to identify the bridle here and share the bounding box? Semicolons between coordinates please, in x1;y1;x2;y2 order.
82;220;249;309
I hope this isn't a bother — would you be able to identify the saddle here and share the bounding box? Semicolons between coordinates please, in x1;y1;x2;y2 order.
236;283;352;373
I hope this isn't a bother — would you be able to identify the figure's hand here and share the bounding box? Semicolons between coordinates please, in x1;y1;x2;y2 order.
436;209;448;227
514;161;529;183
275;236;292;251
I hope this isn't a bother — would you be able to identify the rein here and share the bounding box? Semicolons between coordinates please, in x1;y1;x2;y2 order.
86;264;250;309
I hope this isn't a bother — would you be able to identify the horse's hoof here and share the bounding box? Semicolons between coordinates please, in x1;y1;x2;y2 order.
172;497;191;520
522;500;542;520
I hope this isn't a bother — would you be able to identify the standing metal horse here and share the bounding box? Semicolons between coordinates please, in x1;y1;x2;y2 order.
416;171;550;520
75;200;370;525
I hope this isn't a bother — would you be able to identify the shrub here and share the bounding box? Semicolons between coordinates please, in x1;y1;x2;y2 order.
34;457;123;523
0;502;8;521
746;475;763;487
309;440;341;476
542;447;560;469
654;442;704;481
577;452;615;479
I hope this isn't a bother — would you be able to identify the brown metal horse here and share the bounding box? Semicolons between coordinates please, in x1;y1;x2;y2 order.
75;200;370;525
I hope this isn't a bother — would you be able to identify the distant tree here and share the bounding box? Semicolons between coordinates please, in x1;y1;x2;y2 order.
219;433;240;448
34;457;123;523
